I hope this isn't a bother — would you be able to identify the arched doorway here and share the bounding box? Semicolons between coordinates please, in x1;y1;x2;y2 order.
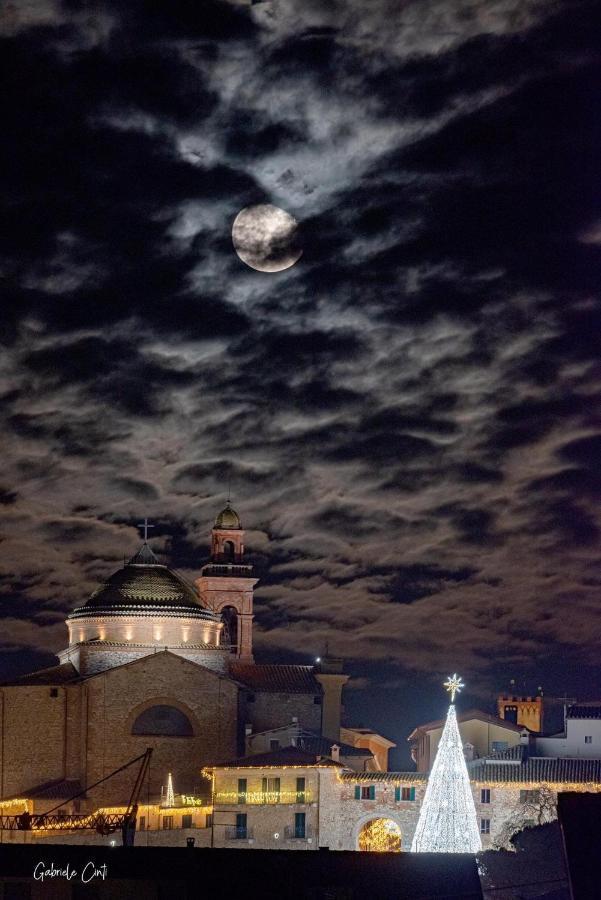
358;818;402;852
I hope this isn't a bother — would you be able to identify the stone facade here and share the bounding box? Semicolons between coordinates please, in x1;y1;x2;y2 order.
212;765;323;850
0;652;239;807
209;758;601;853
239;690;323;737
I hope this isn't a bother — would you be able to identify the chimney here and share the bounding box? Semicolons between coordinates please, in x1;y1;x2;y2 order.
315;659;349;742
330;744;340;763
245;724;253;736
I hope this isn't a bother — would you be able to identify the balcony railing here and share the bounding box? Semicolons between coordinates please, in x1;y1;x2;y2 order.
224;826;254;840
215;791;312;805
284;824;313;840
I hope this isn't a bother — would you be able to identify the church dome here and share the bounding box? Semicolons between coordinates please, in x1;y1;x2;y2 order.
68;544;219;622
214;502;241;530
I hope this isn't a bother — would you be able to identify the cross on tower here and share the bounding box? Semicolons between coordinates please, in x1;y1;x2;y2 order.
138;517;154;542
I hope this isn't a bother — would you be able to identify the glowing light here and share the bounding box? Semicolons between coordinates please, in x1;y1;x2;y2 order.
165;773;175;808
443;674;465;703
359;818;402;853
214;790;313;805
411;702;481;853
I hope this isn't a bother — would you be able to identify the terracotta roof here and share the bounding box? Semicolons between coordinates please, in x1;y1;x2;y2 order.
211;747;343;768
1;778;83;802
408;708;524;740
296;735;371;758
470;756;601;785
230;663;322;694
339;772;429;783
0;662;80;687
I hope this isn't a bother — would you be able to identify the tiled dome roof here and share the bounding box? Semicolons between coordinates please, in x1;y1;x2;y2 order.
68;544;219;621
214;501;241;530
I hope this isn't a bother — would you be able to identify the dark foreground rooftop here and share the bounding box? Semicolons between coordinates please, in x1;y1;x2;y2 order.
0;844;483;900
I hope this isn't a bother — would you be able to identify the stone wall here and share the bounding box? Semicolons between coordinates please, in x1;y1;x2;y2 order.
240;691;322;739
319;773;425;851
0;686;73;798
212;766;321;850
61;641;228;676
82;652;239;805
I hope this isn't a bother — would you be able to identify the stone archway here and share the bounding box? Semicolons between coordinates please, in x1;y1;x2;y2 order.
358;818;402;852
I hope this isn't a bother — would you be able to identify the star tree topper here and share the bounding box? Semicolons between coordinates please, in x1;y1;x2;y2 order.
444;673;465;703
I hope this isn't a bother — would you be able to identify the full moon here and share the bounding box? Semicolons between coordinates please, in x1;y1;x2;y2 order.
232;204;302;272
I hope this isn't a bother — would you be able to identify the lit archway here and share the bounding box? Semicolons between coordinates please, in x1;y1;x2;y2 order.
358;818;402;852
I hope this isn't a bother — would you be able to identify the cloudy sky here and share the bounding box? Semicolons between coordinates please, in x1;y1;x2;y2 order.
1;0;599;763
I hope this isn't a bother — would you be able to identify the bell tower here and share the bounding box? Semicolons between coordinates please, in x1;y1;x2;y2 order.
194;502;258;663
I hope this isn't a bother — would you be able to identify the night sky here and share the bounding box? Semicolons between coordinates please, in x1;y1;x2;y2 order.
1;0;599;766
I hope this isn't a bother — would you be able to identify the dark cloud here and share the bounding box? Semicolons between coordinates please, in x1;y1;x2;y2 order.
1;0;600;761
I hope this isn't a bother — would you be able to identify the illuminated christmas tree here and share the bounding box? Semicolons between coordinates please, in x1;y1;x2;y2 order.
165;772;175;808
411;674;482;854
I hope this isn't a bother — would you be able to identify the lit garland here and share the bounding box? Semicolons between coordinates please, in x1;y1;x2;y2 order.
0;798;30;811
180;795;210;807
214;790;312;805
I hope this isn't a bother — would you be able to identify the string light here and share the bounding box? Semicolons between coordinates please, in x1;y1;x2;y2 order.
164;773;175;808
213;790;313;804
412;679;481;854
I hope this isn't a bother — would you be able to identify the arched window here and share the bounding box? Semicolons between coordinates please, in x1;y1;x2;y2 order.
223;540;235;561
131;705;193;736
221;606;238;652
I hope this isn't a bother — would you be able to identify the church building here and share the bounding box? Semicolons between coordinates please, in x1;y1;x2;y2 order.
0;504;353;813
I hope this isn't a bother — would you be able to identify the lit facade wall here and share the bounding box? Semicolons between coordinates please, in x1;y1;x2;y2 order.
66;614;222;650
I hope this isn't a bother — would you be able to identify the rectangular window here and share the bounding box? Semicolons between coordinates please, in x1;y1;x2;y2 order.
237;778;247;804
138;816;146;832
481;789;491;804
49;688;58;698
360;785;375;800
503;706;518;724
520;790;540;804
181;814;192;829
480;818;490;835
162;816;173;830
400;787;415;801
294;812;306;839
269;739;281;750
296;777;306;803
235;813;247;839
585;736;593;744
261;777;281;800
491;741;508;753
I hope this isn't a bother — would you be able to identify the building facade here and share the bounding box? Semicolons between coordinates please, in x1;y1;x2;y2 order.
208;743;601;853
0;504;355;821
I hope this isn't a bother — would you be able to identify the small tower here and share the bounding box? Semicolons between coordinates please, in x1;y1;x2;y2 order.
195;502;258;663
497;692;544;733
